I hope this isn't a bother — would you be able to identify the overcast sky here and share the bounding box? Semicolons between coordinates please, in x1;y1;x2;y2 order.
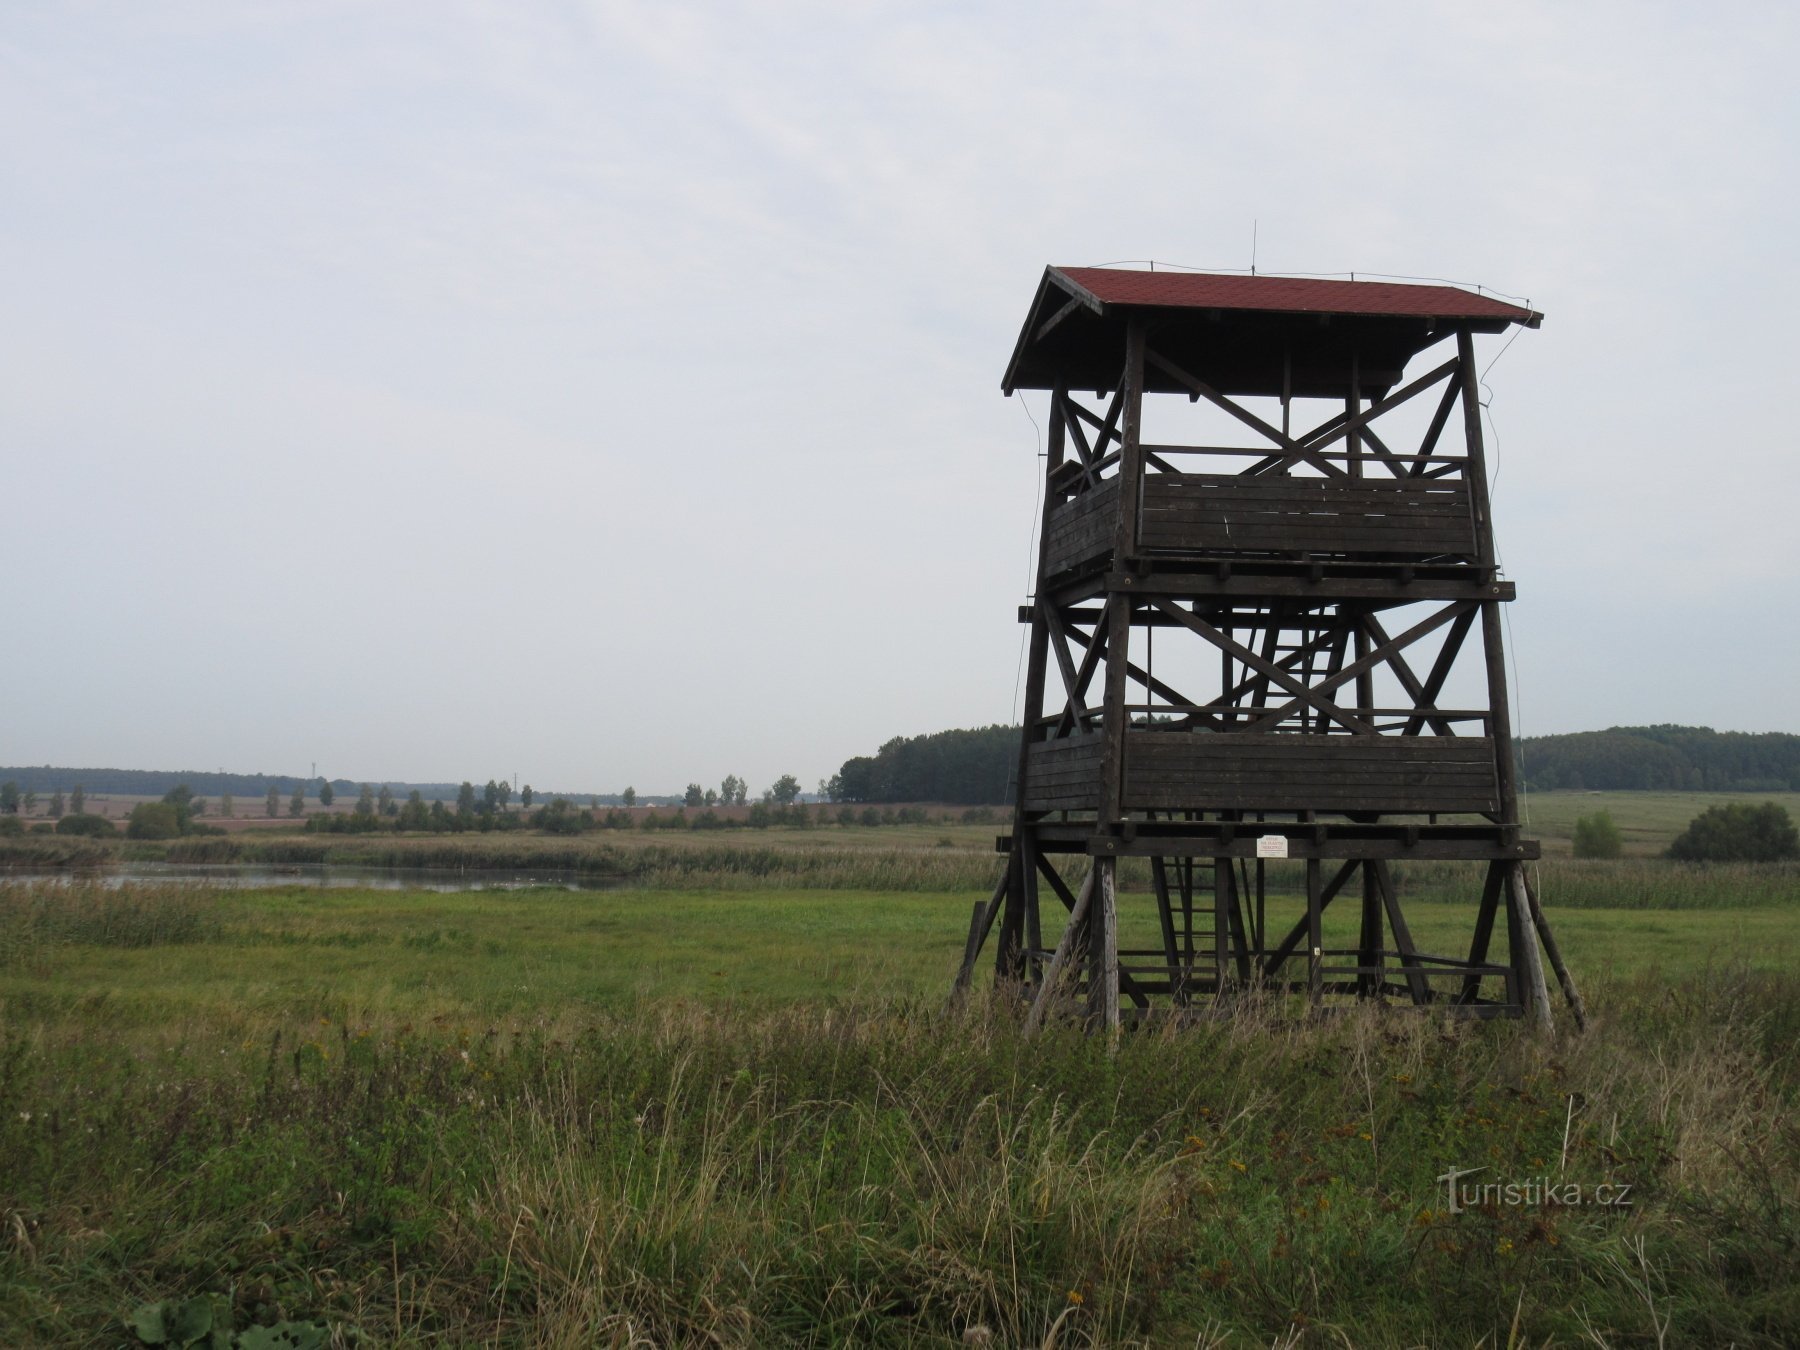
4;1;1796;794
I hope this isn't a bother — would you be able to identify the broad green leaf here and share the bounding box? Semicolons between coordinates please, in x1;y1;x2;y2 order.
237;1324;330;1350
129;1301;169;1344
166;1296;214;1344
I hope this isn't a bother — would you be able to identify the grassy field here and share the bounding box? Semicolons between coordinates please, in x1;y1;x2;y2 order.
2;875;1798;1347
2;882;1796;1026
1517;789;1800;856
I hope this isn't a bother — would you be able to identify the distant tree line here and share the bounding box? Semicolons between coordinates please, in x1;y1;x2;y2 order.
0;766;688;807
1518;726;1800;792
830;725;1017;805
303;790;998;837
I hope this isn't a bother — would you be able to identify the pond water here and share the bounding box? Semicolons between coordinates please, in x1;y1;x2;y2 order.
2;862;626;892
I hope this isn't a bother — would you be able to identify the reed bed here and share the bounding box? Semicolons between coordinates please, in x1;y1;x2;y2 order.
1385;857;1800;909
0;880;224;968
0;837;115;868
155;835;1011;892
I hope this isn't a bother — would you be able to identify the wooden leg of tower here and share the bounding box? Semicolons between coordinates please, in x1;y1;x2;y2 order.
1227;861;1253;984
1521;869;1588;1031
1508;864;1555;1033
1151;856;1183;1004
1372;861;1431;1005
1358;861;1383;998
1023;835;1043;986
1024;867;1096;1037
992;847;1027;989
1213;854;1232;1003
1092;857;1120;1033
1306;858;1323;1008
951;867;1011;1004
1462;863;1504;1005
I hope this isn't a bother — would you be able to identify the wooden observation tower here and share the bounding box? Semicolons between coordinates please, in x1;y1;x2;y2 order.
955;266;1582;1029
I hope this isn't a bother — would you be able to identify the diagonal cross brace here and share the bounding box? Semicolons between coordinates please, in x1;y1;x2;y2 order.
1150;598;1378;735
1246;600;1473;733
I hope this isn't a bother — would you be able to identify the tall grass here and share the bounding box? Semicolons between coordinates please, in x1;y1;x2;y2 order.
0;838;115;868
2;973;1796;1345
141;835;1010;891
1385;858;1800;909
0;881;223;968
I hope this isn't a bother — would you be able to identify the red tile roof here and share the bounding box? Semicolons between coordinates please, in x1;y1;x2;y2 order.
1055;267;1539;325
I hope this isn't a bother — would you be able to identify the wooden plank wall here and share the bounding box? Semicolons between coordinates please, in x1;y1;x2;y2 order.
1021;734;1104;812
1042;479;1119;577
1139;474;1474;558
1121;732;1499;814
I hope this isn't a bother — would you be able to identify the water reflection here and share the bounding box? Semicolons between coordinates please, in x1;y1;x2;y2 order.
4;862;625;892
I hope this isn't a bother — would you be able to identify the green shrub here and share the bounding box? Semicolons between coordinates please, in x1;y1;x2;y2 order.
1667;801;1800;862
54;813;118;837
532;799;587;835
1571;810;1622;858
126;802;183;840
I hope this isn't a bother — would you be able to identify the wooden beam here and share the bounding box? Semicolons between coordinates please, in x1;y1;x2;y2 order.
951;868;1012;999
1460;862;1505;1004
1150;598;1379;736
1410;375;1462;476
1095;858;1121;1034
1521;868;1588;1031
1063;620;1216;728
1372;860;1431;1004
1360;613;1456;736
1043;603;1096;735
1264;861;1358;977
1401;607;1478;736
1033;849;1082;913
1024;867;1096;1036
1245;601;1471;734
1059;393;1101;490
1302;356;1458;458
1508;864;1555;1034
1144;348;1349;480
1150;855;1183;1001
1033;294;1086;343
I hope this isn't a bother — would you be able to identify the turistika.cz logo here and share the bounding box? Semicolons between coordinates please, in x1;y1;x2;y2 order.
1436;1165;1634;1215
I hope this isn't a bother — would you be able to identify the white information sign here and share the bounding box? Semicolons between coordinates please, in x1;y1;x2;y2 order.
1255;834;1290;859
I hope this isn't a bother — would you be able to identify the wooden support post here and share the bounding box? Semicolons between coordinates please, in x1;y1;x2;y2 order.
1024;869;1096;1036
1023;833;1043;984
1358;862;1384;998
1097;326;1147;832
997;385;1065;988
1460;325;1542;1024
951;869;1012;1002
1372;860;1431;1005
1225;861;1253;983
1507;864;1555;1034
1306;857;1323;1007
1093;857;1121;1034
993;846;1026;985
1462;862;1504;1005
1213;849;1232;1000
1151;856;1183;1002
1265;860;1356;977
1521;868;1587;1030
